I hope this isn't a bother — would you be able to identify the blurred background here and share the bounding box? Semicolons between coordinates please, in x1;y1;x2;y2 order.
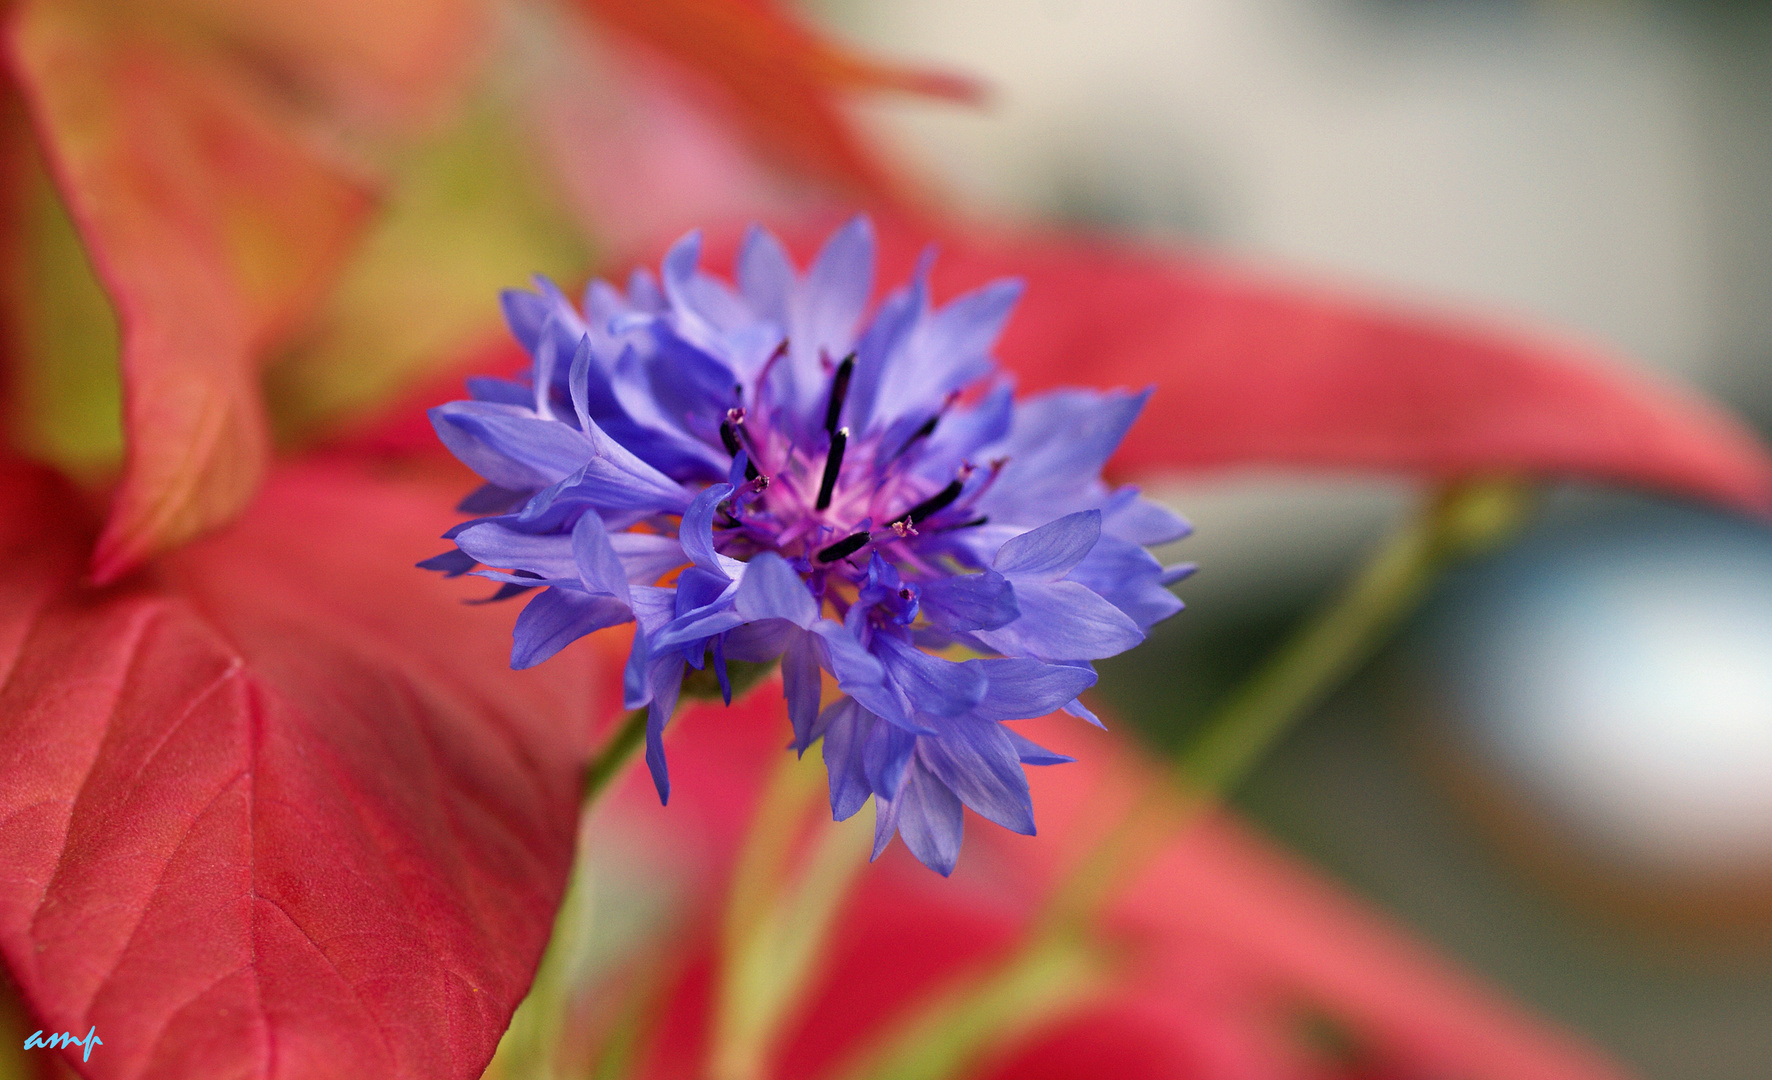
803;2;1772;1078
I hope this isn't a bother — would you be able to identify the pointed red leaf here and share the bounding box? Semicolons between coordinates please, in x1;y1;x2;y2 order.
706;216;1772;516
0;457;603;1079
574;0;978;203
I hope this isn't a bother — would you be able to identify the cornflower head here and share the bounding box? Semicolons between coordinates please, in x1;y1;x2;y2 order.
423;217;1193;874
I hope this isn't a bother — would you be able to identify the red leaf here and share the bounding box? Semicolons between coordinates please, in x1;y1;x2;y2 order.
707;216;1772;516
574;0;978;204
0;457;603;1079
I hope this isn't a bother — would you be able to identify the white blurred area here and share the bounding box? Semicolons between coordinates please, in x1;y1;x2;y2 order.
1437;512;1772;877
812;0;1772;886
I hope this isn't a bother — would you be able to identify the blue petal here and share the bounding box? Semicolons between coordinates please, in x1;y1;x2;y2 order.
970;658;1099;721
1099;485;1191;546
500;287;553;354
1003;729;1075;766
873;635;986;718
511;588;633;669
430;401;590;490
644;656;686;804
975;389;1149;518
795;215;874;364
908;382;1014;483
973;580;1145;661
456;483;530;514
571;511;631;601
863;719;917;805
736;224;793;323
871;278;1021;425
733;551;819;627
781;631;824;752
879;758;964;875
777;216;874;436
503;418;692;517
454;522;577;582
722;619;798;662
1064;534;1183;631
917;570;1018;632
418;549;477;577
847;248;930;434
679;484;736;577
464;377;531;407
608;532;689;586
819;698;875;820
1062;697;1102;727
915;719;1035;835
622;586;677;710
652;570;743;651
993;511;1102;581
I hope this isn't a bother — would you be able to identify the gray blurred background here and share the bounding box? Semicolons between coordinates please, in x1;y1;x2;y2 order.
806;3;1772;1078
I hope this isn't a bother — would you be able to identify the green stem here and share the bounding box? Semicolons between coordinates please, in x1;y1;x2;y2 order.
709;750;874;1080
837;478;1536;1080
1177;479;1523;794
584;708;648;804
482;709;651;1080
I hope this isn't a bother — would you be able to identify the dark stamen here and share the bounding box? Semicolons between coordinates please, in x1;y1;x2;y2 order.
899;479;964;525
823;353;856;435
938;515;989;532
719;419;760;480
907;413;940;448
817;531;870;563
816;426;848;511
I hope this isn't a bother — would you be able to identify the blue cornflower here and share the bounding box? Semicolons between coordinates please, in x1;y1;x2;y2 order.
423;217;1192;874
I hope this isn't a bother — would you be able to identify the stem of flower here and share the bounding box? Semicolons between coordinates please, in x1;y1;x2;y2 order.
481;709;650;1080
583;708;648;804
831;477;1536;1080
708;748;874;1080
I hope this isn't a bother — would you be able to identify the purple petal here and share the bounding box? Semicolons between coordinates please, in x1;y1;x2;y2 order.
608;532;689;585
993;511;1102;581
736;224;793;323
571;511;631;601
873;635;986;719
644;656;687;804
1064;534;1184;631
1003;728;1075;766
454;522;577;581
511;588;633;669
863;719;917;805
917;569;1018;632
880;759;964;876
819;698;876;820
915;720;1036;835
418;549;477;577
734;551;819;627
430;401;590;490
782;631;824;752
974;580;1145;661
970;658;1099;721
680;484;736;576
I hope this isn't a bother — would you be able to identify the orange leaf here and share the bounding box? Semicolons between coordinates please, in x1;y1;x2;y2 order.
7;2;376;583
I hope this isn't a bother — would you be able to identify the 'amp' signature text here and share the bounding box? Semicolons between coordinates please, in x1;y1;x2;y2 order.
25;1026;102;1061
